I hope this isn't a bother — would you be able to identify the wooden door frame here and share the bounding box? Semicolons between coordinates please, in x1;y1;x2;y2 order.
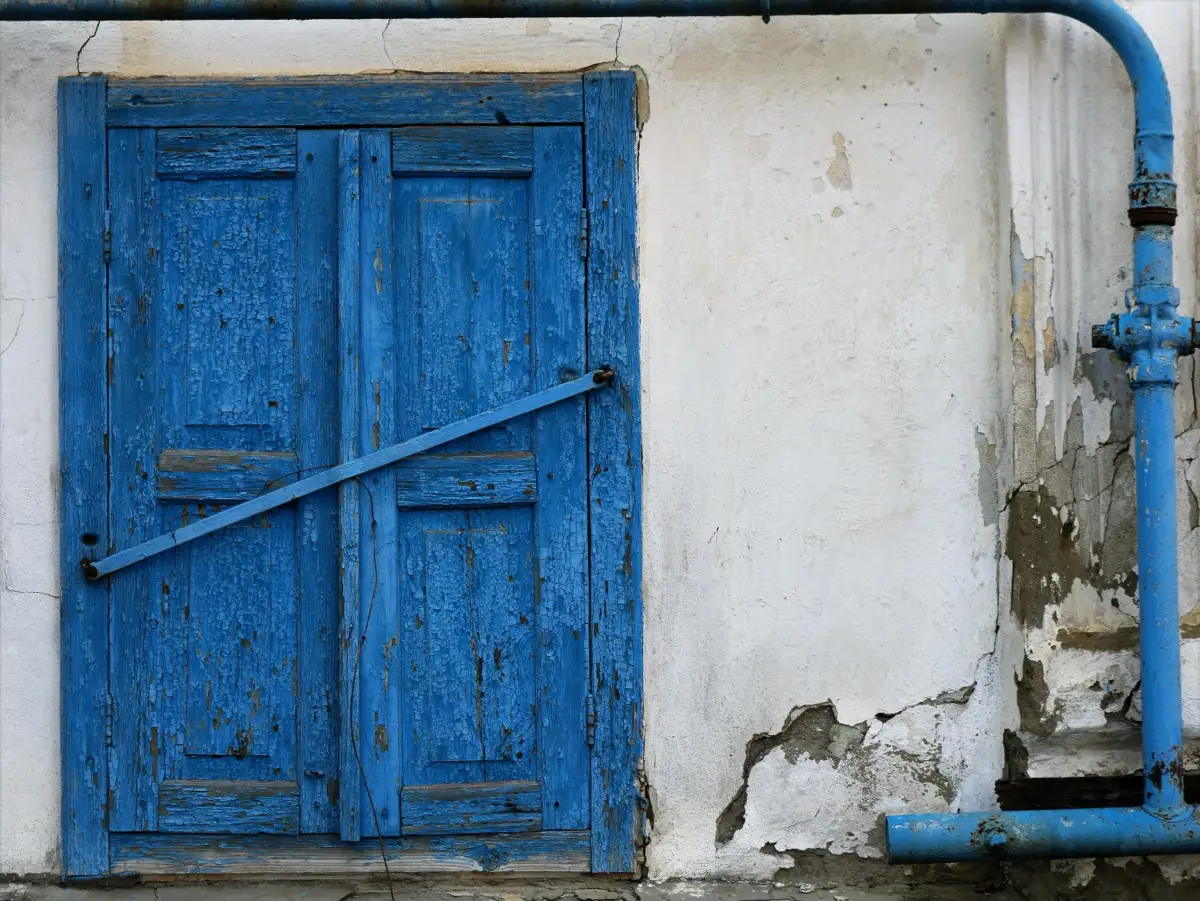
58;72;643;880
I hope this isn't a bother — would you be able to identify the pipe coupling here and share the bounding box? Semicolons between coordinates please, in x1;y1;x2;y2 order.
1129;176;1177;226
1091;285;1194;385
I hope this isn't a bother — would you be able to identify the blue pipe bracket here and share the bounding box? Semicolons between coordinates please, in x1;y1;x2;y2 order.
6;0;1185;866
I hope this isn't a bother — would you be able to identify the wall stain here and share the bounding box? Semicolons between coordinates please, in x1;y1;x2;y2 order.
824;133;853;191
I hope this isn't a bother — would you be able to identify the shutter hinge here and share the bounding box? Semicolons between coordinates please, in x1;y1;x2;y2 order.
585;690;596;748
102;208;111;265
579;208;589;260
103;693;114;747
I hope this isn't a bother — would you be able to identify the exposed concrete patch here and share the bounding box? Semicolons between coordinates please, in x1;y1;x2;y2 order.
769;850;1003;897
715;703;867;846
1006;858;1200;900
1002;728;1028;779
976;431;999;527
716;688;984;859
1015;657;1058;738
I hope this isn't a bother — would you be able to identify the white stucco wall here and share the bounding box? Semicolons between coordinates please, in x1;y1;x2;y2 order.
0;2;1193;885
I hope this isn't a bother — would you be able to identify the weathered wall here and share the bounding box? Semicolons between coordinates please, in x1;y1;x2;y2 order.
0;3;1193;892
1001;0;1200;788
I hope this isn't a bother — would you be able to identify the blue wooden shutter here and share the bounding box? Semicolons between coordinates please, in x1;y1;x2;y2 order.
107;128;341;834
343;126;592;840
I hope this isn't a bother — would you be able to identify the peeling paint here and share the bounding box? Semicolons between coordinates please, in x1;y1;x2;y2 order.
717;689;982;859
715;703;867;846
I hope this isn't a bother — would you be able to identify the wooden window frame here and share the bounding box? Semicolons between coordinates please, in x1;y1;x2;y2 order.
58;72;642;880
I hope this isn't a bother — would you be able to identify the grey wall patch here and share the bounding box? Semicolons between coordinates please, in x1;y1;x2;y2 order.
715;703;867;845
976;430;999;526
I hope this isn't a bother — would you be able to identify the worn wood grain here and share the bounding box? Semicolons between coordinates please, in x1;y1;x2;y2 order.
156;450;299;502
110;830;591;876
394;452;537;508
530;125;590;831
157;780;300;834
393;167;539;805
385;120;594;854
392;127;533;175
295;129;341;833
400;780;541;835
337;129;363;843
59;75;110;878
357;128;401;838
107;126;161;836
107;76;583;128
81;78;638;877
105;111;340;842
584;70;644;875
156;128;296;180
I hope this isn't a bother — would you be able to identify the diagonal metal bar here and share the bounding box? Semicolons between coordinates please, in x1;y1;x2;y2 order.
86;368;613;579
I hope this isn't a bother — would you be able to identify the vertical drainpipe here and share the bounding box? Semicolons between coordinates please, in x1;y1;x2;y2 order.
1098;140;1188;818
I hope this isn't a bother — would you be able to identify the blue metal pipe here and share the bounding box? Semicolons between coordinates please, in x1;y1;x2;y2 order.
0;1;1177;188
1134;382;1186;817
887;807;1200;863
2;0;1185;866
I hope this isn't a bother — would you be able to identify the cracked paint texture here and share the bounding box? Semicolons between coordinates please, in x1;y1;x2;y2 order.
715;689;994;863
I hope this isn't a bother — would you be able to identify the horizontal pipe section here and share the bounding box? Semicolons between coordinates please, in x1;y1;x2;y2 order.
0;1;1172;198
887;807;1200;863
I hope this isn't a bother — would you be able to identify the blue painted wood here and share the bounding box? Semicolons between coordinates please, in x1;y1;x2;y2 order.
337;129;363;844
156;128;296;179
67;76;636;878
104;115;343;842
400;780;541;836
530;126;590;831
181;517;294;767
107;126;164;835
153;155;301;787
107;76;583;128
584;70;644;875
393;172;530;794
156;450;298;502
472;507;537;784
109;830;591;876
295;130;341;834
394;452;537;508
58;75;110;879
384;130;593;847
356;129;401;838
392;127;533;175
91;372;606;578
157;780;300;834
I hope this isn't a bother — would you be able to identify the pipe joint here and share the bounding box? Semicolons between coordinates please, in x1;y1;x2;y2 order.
1092;287;1192;385
1129;177;1177;226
